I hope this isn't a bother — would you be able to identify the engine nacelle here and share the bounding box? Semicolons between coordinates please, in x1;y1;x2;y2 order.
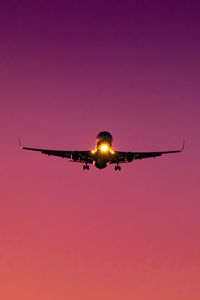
71;151;80;161
126;152;134;162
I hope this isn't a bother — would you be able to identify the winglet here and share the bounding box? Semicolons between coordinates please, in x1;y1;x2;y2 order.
181;141;185;152
18;137;23;149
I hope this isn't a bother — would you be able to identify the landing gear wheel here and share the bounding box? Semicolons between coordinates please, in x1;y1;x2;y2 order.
83;165;89;170
115;165;121;171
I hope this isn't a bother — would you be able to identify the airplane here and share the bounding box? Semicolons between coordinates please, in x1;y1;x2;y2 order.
19;131;184;171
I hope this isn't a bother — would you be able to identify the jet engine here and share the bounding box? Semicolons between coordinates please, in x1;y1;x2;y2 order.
71;151;80;161
126;152;134;162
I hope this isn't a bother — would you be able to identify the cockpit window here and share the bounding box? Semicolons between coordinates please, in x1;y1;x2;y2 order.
97;131;113;140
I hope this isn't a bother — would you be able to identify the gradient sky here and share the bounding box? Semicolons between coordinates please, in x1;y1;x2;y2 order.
0;1;200;299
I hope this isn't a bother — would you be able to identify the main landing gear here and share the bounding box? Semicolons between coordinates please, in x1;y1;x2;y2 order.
83;164;89;170
115;165;121;171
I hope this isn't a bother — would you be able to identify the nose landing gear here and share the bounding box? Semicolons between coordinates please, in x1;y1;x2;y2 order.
115;165;121;171
83;164;89;170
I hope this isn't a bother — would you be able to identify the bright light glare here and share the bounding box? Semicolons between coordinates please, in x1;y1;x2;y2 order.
100;144;109;152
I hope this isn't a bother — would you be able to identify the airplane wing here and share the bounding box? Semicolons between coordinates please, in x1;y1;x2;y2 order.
19;142;94;164
110;143;184;164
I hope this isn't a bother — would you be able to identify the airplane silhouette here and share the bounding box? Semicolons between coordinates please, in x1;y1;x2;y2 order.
19;131;184;171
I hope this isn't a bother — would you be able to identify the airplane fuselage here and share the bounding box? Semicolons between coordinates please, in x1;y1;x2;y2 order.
92;131;114;169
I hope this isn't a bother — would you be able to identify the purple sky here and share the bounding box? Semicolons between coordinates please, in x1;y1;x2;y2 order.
0;1;200;299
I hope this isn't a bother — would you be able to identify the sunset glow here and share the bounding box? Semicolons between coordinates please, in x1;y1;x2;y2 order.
0;1;200;300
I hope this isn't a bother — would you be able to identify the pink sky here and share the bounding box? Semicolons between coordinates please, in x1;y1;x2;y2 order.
0;1;200;299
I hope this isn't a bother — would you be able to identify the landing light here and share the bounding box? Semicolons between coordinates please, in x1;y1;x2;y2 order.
100;144;109;152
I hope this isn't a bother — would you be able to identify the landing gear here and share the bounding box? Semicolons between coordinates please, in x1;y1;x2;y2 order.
83;164;89;170
115;165;121;171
